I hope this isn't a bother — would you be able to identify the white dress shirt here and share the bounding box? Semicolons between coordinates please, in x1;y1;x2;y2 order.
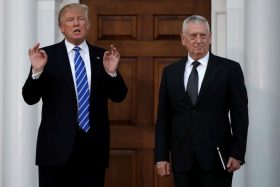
65;40;91;92
184;52;209;93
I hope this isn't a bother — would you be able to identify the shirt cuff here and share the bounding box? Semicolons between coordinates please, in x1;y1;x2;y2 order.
32;70;43;79
107;71;117;77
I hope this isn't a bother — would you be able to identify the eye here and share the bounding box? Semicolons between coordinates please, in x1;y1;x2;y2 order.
190;34;197;40
78;17;85;21
66;17;74;22
200;33;207;39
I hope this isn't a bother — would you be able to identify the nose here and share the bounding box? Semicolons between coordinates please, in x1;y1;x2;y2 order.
195;35;202;43
73;18;79;25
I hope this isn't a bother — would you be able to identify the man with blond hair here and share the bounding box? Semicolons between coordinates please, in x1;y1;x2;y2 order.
23;3;127;187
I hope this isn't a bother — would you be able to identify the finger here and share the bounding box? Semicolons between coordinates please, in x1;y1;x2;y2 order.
232;162;240;171
159;169;167;176
110;44;118;56
227;164;239;172
116;51;120;58
32;43;40;52
226;159;232;169
157;164;165;176
29;43;40;55
34;42;40;50
166;163;170;175
161;170;169;176
38;49;46;57
104;51;110;56
157;167;162;175
160;164;170;176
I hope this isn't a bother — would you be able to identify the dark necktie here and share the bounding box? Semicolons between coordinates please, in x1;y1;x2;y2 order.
73;46;90;132
187;61;200;106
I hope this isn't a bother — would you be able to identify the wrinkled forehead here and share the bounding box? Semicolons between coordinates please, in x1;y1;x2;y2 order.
184;22;209;34
61;7;85;18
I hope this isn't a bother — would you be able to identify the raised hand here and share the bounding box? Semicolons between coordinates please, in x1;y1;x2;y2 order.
103;44;120;74
28;43;48;73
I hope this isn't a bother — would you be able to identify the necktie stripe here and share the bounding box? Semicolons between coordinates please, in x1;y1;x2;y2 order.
79;96;90;110
73;46;90;132
79;108;89;118
80;112;89;122
78;91;89;103
78;96;89;108
76;65;86;79
74;55;82;63
77;83;88;94
76;69;86;81
80;107;89;118
78;91;89;101
77;81;88;95
81;120;90;129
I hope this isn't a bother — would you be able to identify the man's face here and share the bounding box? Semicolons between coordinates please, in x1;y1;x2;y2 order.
59;7;90;46
181;22;211;60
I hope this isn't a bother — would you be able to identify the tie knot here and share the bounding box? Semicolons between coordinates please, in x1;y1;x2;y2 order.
73;46;80;52
192;61;200;69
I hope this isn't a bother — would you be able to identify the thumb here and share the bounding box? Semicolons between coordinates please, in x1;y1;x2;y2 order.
166;163;170;175
227;157;232;168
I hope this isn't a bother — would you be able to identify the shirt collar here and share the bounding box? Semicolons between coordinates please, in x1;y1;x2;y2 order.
187;52;210;68
64;39;88;54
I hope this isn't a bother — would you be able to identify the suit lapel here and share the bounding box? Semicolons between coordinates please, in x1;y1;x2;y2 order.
56;41;77;102
177;58;188;93
87;44;104;94
196;53;221;107
174;58;194;107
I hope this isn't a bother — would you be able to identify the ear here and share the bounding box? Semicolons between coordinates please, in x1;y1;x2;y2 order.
181;34;186;46
86;20;90;30
59;24;64;34
209;32;212;44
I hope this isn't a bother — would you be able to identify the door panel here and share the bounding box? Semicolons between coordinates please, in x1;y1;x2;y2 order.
81;1;211;186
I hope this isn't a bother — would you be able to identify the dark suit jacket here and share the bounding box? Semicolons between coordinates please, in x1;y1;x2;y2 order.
155;52;248;172
22;40;127;168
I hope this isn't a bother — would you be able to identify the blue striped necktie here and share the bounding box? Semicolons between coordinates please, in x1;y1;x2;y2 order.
73;46;90;132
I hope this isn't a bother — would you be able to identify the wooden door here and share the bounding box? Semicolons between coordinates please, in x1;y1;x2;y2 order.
80;1;210;187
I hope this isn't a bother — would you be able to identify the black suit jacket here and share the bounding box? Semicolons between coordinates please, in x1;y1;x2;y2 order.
155;52;248;172
22;40;127;168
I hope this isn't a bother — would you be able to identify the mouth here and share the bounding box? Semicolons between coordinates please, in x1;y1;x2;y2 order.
73;29;81;34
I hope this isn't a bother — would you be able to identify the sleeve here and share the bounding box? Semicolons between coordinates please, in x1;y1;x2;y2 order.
229;63;249;163
105;69;128;103
22;67;44;105
155;68;172;163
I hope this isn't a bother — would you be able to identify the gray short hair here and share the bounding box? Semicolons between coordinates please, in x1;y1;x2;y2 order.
58;3;89;26
182;15;210;33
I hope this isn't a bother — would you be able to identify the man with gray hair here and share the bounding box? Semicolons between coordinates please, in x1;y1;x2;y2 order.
23;3;127;187
155;15;248;187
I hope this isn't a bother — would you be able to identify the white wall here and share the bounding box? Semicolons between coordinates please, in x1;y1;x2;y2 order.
212;1;246;186
213;1;280;187
1;0;38;186
211;0;227;57
0;0;5;185
245;0;280;186
0;1;78;187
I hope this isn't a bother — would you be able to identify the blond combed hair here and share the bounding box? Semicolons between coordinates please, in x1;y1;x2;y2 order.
58;3;89;26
